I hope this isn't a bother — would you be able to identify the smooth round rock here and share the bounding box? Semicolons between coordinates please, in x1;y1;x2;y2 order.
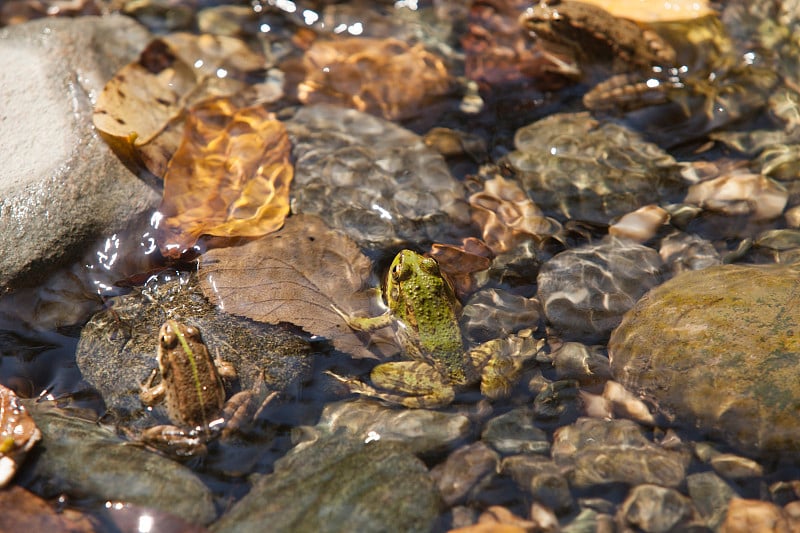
609;263;800;457
211;435;441;533
0;16;159;288
537;238;664;342
76;273;314;431
504;112;685;225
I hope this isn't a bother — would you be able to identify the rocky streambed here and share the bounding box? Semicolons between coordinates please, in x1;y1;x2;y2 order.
1;1;800;532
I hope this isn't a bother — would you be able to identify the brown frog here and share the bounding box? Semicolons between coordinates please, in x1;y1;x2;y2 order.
520;1;689;112
520;1;676;77
139;319;272;456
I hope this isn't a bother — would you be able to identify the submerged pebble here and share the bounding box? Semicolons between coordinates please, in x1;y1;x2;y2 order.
537;238;664;342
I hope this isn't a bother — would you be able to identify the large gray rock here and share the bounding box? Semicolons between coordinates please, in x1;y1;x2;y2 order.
0;16;158;288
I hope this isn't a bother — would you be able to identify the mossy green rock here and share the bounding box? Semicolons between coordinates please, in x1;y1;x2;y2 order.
609;263;800;457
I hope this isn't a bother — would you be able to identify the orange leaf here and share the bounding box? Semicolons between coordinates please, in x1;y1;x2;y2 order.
157;98;292;258
93;33;268;178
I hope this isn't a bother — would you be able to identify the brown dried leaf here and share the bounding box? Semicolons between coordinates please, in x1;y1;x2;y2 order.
430;239;493;298
297;37;452;121
157;98;292;258
93;33;267;177
198;215;379;359
0;485;98;532
469;174;562;254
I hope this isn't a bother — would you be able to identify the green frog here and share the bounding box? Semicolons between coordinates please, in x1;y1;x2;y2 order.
139;319;271;456
329;250;534;408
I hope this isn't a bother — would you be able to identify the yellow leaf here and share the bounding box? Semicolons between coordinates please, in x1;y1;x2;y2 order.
157;98;292;258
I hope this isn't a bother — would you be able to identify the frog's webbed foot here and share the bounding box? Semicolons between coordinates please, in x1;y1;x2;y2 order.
326;364;455;409
139;425;208;458
138;368;165;406
469;330;543;401
220;390;278;439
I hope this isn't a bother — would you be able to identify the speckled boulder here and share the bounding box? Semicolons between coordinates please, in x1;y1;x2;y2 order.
609;263;800;457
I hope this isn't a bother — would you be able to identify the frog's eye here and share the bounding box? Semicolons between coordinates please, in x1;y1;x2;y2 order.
420;258;441;276
184;325;201;339
160;331;179;350
392;258;412;282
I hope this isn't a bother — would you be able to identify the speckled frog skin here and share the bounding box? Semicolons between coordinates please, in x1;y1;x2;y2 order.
331;250;524;408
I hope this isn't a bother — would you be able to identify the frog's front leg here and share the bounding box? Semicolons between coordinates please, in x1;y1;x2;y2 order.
139;368;165;406
330;361;455;409
331;305;395;333
140;425;208;457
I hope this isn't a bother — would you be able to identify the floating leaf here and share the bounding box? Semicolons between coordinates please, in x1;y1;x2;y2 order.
157;98;292;258
296;37;453;121
93;33;268;178
198;215;381;359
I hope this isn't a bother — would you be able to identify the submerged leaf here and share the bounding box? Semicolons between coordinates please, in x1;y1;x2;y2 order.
93;33;268;177
296;37;453;121
198;215;379;359
429;240;493;298
157;98;292;258
469;173;562;254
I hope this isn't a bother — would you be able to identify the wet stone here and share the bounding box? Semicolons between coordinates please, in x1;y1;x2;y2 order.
430;442;500;507
501;454;560;486
537;237;664;342
481;406;549;455
617;484;697;533
285;103;471;250
658;231;722;275
531;473;573;515
75;273;314;431
0;16;159;288
26;402;216;526
609;262;800;457
503;112;686;226
686;471;737;531
301;399;471;456
561;508;605;533
460;289;543;345
532;379;582;428
552;418;691;489
709;453;765;480
211;434;441;533
551;342;612;386
720;498;798;533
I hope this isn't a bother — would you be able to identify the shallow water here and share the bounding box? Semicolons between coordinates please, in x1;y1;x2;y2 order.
2;0;800;530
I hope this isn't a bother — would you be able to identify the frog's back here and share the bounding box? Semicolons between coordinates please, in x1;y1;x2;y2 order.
163;355;226;429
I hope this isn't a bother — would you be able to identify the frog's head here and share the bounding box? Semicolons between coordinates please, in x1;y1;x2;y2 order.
384;249;460;322
385;250;437;310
